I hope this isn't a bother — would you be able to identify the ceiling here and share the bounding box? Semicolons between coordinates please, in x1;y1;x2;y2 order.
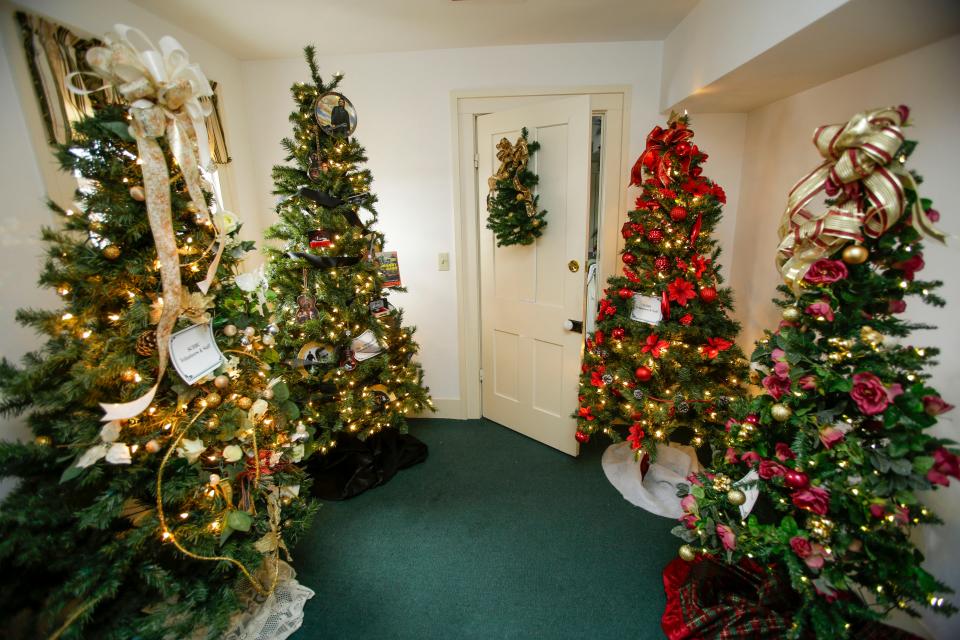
128;0;700;60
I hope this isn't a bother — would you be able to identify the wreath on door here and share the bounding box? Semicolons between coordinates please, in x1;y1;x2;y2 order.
485;127;547;247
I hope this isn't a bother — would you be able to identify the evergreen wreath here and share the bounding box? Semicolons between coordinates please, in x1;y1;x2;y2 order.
485;127;547;247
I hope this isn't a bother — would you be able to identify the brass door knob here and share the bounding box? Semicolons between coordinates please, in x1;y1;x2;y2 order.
568;260;579;273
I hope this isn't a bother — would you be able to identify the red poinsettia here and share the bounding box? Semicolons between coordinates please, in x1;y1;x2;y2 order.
642;334;670;358
667;277;697;306
590;365;607;387
691;254;711;279
679;313;693;326
701;337;733;359
627;423;645;451
578;406;595;421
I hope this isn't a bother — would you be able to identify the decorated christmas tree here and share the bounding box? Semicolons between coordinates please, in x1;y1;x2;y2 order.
485;127;547;246
575;115;746;457
264;48;431;453
672;106;956;638
0;31;315;639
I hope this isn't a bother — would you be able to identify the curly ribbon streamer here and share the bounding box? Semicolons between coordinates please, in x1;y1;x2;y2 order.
65;25;226;419
487;134;537;217
776;105;945;290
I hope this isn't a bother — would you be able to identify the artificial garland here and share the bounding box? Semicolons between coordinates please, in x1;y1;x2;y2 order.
485;127;547;247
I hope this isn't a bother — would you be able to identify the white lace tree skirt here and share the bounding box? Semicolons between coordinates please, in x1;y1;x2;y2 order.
601;442;701;518
222;560;315;640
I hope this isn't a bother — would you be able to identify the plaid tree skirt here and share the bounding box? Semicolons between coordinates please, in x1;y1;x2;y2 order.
661;557;925;640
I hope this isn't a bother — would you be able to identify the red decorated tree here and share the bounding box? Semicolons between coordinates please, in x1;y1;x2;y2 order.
575;114;746;458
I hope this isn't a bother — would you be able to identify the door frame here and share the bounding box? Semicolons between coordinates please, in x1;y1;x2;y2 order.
450;86;632;419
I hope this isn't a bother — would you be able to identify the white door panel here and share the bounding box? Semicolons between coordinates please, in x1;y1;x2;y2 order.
478;96;591;456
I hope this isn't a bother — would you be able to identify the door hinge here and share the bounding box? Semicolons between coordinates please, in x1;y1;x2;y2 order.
479;368;484;383
473;153;479;169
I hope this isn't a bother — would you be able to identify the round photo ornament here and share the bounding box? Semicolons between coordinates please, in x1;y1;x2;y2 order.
314;91;357;137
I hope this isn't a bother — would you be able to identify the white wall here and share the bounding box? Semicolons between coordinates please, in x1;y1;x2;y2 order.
239;41;684;405
730;34;960;639
660;0;848;110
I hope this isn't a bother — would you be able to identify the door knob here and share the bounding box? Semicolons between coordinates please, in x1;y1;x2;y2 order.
563;319;583;333
568;260;579;273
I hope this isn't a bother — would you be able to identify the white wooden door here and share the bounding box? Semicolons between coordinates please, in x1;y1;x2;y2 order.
478;96;591;456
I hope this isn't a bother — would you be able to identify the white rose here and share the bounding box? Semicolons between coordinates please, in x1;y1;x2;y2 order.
222;444;243;463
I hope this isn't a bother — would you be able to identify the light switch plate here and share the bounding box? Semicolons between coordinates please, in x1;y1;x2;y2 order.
438;252;450;271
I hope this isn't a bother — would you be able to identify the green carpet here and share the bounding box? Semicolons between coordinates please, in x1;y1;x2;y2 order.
290;418;677;639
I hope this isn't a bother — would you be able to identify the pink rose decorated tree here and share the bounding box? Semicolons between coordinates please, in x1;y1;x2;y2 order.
672;106;957;638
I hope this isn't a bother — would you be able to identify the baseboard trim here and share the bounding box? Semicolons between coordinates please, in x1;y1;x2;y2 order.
412;398;465;420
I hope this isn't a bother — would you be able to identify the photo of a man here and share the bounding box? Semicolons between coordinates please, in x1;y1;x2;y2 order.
315;91;357;136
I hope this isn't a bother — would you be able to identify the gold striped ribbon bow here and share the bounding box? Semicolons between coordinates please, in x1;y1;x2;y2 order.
777;106;944;289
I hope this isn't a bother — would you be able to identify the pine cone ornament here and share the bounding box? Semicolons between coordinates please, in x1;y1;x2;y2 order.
136;330;158;356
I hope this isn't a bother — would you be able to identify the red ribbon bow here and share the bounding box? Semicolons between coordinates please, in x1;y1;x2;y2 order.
631;122;695;188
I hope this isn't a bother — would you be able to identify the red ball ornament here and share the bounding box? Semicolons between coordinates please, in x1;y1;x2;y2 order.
622;252;637;265
635;366;652;382
670;206;688;222
621;222;634;239
675;142;691;157
618;287;634;300
654;256;669;272
575;430;590;444
784;469;810;490
647;229;664;243
699;286;718;303
611;327;625;340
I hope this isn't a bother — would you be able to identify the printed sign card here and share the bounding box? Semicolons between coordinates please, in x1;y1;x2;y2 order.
375;251;401;288
169;323;224;385
630;294;663;325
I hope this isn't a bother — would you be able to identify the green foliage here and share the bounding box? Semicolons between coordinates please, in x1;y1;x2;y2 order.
677;137;956;637
0;105;317;638
264;48;432;453
485;127;547;246
574;115;747;457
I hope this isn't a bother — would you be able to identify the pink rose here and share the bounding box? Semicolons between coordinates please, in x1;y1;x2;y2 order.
805;301;834;322
758;460;786;480
741;451;761;466
927;209;940;222
923;396;955;416
819;426;845;450
763;373;791;400
680;494;698;513
798;375;817;390
716;523;736;551
775;442;796;462
680;513;699;530
886;383;903;402
927;447;960;487
850;372;894;415
771;348;786;362
869;503;886;518
790;537;827;570
895;505;910;525
789;536;812;558
893;253;925;281
773;360;790;378
791;486;830;515
803;259;849;284
725;447;739;464
888;299;907;314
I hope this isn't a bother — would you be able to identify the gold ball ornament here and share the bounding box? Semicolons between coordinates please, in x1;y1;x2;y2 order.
145;439;161;453
515;193;525;201
771;403;792;422
102;245;121;260
842;244;869;265
237;396;253;410
129;185;146;202
214;375;230;389
204;392;222;408
34;435;52;447
860;326;883;346
727;489;747;506
261;334;276;347
782;306;802;322
678;544;697;562
223;324;238;337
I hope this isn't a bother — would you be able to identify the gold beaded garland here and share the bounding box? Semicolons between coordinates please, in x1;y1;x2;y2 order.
214;375;230;389
237;396;253;410
223;324;238;337
102;245;121;260
782;306;802;322
204;392;222;408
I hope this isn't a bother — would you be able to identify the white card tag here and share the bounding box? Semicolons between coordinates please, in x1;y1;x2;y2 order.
350;329;383;361
169;323;224;385
630;294;663;325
